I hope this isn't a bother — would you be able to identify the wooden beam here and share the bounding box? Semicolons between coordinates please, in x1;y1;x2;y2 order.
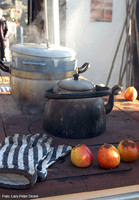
132;0;139;97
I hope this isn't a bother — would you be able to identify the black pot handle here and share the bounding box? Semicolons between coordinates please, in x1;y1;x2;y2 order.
45;86;111;99
78;62;90;74
0;60;10;73
105;85;122;114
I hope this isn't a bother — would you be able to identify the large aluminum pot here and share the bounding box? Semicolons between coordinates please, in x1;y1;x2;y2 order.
0;43;89;114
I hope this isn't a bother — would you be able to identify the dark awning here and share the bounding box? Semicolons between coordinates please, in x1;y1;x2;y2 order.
0;0;14;9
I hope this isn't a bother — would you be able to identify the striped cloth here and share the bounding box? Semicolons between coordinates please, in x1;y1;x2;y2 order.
0;133;72;189
0;85;10;93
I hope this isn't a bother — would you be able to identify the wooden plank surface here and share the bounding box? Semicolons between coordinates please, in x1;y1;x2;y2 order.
114;93;139;121
29;105;139;147
0;93;139;199
33;184;139;200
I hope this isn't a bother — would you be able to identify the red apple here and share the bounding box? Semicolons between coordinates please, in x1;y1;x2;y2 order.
117;139;138;162
97;143;120;169
70;144;93;167
124;86;138;101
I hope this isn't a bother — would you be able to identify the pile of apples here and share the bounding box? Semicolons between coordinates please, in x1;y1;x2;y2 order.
71;139;139;169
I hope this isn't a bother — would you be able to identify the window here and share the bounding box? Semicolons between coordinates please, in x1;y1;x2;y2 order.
90;0;113;22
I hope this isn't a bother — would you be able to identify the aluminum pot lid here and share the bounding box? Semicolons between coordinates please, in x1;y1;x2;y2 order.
57;74;94;92
10;43;76;58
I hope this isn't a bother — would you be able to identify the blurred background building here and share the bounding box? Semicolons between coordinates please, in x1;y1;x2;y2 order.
0;0;139;94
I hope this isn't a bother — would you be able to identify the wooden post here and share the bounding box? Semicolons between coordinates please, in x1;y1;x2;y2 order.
52;0;60;45
132;0;139;98
44;0;48;40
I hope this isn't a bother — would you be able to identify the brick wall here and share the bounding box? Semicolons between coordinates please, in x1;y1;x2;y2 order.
90;0;113;22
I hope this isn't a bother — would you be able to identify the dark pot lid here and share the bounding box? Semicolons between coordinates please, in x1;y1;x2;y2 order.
57;74;94;92
11;43;76;58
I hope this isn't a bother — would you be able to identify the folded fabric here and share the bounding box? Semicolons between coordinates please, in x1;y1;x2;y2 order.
0;133;72;189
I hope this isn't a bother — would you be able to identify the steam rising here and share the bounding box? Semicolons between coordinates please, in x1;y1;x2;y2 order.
66;1;88;50
25;9;47;44
0;95;22;120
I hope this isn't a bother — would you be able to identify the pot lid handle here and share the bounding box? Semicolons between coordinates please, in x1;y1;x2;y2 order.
73;73;79;80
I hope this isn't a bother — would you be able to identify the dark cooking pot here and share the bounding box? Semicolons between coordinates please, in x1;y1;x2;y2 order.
0;43;89;114
43;74;121;139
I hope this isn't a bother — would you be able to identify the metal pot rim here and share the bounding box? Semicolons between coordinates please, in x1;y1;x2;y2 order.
45;86;112;99
11;43;76;58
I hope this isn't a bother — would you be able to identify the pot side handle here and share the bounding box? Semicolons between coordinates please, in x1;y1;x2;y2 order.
0;60;10;73
22;61;46;66
78;62;90;74
105;85;122;114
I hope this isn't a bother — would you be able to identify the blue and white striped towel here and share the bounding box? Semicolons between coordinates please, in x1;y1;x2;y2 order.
0;133;72;189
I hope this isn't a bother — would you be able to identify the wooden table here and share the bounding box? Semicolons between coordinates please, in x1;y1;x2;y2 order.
0;93;139;200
